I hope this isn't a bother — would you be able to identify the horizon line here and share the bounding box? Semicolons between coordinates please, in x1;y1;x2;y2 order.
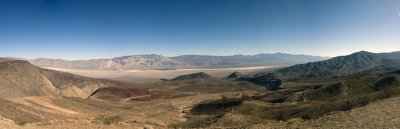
6;52;332;61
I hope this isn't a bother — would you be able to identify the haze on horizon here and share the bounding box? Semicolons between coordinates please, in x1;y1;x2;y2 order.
1;0;400;60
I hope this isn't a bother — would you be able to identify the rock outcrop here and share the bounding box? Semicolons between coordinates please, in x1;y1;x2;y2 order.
226;71;246;80
172;72;212;81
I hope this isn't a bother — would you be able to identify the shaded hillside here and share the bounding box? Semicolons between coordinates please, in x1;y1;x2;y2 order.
28;53;328;70
177;71;400;128
171;72;212;81
90;87;153;102
276;51;400;78
0;58;111;98
237;73;284;90
226;72;246;80
159;78;265;94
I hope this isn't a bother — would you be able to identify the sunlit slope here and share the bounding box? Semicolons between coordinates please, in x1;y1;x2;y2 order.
0;59;111;98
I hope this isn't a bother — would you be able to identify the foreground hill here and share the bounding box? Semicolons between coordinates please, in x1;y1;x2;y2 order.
243;95;400;129
0;59;265;128
28;53;328;70
0;58;111;98
1;56;400;128
276;51;400;78
177;70;400;128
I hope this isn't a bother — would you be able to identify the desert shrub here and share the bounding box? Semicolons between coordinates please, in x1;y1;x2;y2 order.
190;98;244;115
287;117;303;124
381;87;400;98
97;115;121;125
15;120;28;126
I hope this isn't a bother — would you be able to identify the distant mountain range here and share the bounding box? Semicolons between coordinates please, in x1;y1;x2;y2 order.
276;51;400;78
27;53;329;70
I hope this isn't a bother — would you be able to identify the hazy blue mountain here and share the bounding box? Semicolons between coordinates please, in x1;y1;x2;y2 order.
27;53;329;70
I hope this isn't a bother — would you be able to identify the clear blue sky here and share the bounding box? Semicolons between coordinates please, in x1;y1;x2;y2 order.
1;0;400;60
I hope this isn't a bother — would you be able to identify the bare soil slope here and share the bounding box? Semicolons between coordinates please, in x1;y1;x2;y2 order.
0;59;111;98
245;96;400;129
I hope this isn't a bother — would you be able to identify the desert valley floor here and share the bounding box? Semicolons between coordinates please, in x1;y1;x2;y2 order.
43;66;282;83
2;52;400;129
2;94;400;129
3;0;400;128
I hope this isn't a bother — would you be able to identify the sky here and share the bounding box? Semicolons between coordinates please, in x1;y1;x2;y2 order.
1;0;400;60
